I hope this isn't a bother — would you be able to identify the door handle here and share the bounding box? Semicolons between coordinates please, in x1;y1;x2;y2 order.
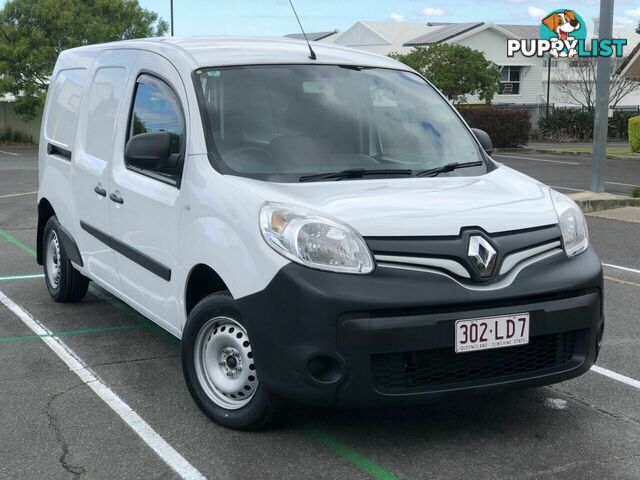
93;186;107;197
109;193;124;205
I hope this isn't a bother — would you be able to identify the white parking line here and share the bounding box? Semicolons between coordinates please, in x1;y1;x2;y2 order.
549;185;587;192
0;150;19;156
0;289;206;480
0;191;38;200
493;154;579;165
603;263;640;275
606;181;639;188
0;273;44;281
592;365;640;390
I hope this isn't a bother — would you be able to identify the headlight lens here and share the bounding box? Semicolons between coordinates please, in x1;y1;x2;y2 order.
550;189;589;257
260;203;374;274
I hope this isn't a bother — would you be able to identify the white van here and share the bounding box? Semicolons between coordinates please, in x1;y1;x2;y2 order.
38;37;603;430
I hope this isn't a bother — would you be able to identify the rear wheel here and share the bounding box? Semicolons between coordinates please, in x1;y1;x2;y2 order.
181;292;276;430
43;216;89;303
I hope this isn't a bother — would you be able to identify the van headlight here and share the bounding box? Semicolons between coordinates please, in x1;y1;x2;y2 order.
260;203;374;274
550;190;589;257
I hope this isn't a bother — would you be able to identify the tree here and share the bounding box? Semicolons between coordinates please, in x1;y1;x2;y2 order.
554;57;640;110
390;44;500;104
0;0;168;119
636;22;640;34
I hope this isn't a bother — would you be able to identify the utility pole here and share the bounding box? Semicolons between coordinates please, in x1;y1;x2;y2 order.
591;0;614;192
170;0;174;36
546;57;551;118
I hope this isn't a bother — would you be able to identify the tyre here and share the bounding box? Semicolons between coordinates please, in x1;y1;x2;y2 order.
43;216;89;303
181;292;276;430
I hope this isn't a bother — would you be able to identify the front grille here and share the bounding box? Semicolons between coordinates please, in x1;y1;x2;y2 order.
371;332;578;392
365;225;562;284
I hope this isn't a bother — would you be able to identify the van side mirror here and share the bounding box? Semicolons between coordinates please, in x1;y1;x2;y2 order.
124;132;171;171
471;128;493;156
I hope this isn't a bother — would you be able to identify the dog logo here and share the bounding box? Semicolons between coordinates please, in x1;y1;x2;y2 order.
508;9;626;59
541;10;582;58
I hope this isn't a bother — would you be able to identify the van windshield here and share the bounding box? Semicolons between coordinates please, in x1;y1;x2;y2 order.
194;65;486;182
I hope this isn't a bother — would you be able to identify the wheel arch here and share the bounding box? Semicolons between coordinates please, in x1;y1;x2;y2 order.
185;263;230;317
37;198;56;265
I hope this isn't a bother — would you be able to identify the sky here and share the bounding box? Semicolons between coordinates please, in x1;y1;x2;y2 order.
138;0;640;37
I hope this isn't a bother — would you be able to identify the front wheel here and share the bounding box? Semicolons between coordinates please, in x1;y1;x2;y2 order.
181;292;276;430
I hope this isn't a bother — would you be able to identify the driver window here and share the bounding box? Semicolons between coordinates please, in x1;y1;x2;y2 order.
127;74;185;181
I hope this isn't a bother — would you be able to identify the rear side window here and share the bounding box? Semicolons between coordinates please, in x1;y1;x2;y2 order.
84;67;127;161
45;68;87;149
126;74;185;182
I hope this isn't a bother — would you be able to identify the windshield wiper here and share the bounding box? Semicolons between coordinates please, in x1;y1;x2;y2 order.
299;168;413;183
415;161;484;178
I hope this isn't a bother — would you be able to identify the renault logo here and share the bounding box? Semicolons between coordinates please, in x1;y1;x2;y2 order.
468;236;497;276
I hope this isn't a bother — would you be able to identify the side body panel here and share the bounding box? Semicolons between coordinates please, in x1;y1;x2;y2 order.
107;51;189;335
38;52;94;258
156;53;291;332
71;49;139;289
175;153;290;323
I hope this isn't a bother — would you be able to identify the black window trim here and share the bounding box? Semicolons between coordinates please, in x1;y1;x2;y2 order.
125;71;187;189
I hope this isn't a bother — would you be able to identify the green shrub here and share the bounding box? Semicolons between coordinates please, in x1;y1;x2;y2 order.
539;108;593;142
537;108;638;142
609;111;636;141
458;107;530;148
632;186;640;198
0;126;34;145
528;127;543;141
629;116;640;153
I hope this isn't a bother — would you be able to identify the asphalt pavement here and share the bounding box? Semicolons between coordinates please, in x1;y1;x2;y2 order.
1;148;639;479
493;150;640;197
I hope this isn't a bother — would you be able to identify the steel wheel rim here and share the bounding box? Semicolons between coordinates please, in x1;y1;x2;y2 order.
194;316;258;410
45;230;61;289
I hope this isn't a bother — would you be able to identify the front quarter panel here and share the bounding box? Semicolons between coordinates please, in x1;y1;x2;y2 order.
175;154;289;330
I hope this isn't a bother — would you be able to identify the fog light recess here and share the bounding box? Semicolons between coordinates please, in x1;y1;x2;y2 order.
306;355;344;384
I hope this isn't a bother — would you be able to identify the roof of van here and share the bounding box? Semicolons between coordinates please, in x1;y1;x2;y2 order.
61;36;410;71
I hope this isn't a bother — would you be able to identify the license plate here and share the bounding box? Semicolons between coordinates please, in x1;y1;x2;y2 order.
455;313;530;353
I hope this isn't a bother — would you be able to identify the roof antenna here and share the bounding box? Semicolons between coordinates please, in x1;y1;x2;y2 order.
288;0;317;60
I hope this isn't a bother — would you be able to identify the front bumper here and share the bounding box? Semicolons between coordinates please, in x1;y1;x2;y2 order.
236;247;603;408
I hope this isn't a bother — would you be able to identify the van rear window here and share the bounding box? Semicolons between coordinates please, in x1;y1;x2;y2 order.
45;68;87;149
84;67;128;161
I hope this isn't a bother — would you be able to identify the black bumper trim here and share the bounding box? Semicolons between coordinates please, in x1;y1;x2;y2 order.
236;247;603;408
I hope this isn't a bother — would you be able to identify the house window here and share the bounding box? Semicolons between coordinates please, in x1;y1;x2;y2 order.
499;66;521;95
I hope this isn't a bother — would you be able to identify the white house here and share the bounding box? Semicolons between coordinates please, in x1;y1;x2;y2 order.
619;43;640;79
295;21;640;122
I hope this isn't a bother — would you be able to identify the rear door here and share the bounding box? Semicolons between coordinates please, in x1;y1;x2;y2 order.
107;52;187;333
72;50;138;290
